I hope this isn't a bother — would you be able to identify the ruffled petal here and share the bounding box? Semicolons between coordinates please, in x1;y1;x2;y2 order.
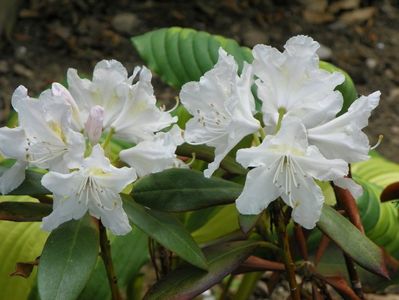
334;177;363;199
0;161;27;195
236;166;281;215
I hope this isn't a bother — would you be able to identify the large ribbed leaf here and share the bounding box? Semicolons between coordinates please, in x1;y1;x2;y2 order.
132;27;357;113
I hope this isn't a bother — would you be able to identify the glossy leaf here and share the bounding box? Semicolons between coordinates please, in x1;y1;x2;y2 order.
123;195;208;270
0;201;51;221
132;168;243;212
79;227;148;299
317;204;388;278
144;240;260;300
38;215;99;300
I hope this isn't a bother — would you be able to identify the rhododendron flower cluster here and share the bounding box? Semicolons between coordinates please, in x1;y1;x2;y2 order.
0;60;183;235
181;36;380;229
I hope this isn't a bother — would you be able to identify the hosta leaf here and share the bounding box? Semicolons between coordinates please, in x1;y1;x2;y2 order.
0;221;48;300
132;168;242;212
123;195;208;270
79;227;148;300
132;27;251;89
317;204;388;278
38;215;99;300
144;240;260;300
0;201;51;221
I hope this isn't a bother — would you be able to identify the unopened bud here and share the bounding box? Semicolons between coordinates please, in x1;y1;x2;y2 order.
85;105;104;144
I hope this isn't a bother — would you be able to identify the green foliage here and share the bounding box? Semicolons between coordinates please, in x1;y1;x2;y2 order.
0;202;52;222
132;168;242;212
80;227;148;299
144;240;260;299
38;216;99;300
123;195;208;270
317;204;388;278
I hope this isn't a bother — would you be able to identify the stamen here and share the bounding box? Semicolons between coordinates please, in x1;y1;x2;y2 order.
370;134;383;150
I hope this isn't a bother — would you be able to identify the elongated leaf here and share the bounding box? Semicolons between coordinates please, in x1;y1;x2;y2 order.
38;215;99;300
317;204;388;278
0;201;51;221
132;27;357;114
123;195;207;270
132;168;243;212
79;227;148;299
144;240;260;300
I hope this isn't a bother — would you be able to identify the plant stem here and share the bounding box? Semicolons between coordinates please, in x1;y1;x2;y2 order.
102;127;115;149
99;222;122;300
274;203;300;300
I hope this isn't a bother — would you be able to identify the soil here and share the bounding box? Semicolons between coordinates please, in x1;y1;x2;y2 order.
0;0;399;162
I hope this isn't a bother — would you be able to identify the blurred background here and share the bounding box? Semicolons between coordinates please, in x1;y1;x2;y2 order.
0;0;398;161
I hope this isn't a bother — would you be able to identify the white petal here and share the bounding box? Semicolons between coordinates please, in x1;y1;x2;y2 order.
120;126;184;177
236;137;280;168
236;167;281;215
294;145;348;181
308;91;380;162
41;195;87;232
281;175;324;229
0;161;27;195
88;192;132;235
41;171;83;197
0;126;28;160
111;67;177;143
334;177;363;199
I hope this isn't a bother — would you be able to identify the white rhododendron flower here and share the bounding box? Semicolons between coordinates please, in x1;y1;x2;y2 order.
67;60;176;143
180;48;260;177
253;35;345;132
120;125;185;177
235;117;348;229
41;145;136;235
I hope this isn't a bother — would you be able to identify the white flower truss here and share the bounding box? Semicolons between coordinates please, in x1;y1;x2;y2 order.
41;145;136;235
235;117;348;229
180;48;260;177
0;85;85;194
67;60;177;143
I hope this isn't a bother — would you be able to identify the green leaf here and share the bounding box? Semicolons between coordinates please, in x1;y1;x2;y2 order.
79;227;148;299
131;27;251;89
144;240;260;300
317;204;388;278
38;215;99;300
0;201;51;221
123;195;208;270
132;168;243;212
0;221;48;300
319;61;358;115
176;143;246;175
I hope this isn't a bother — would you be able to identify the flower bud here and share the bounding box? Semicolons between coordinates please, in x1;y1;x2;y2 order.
85;105;104;144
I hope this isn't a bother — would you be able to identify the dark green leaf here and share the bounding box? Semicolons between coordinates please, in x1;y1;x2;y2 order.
38;215;99;300
176;143;246;175
79;227;148;299
132;168;243;212
10;169;49;196
239;214;260;234
144;240;260;300
123;195;208;270
317;204;388;278
0;201;51;221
